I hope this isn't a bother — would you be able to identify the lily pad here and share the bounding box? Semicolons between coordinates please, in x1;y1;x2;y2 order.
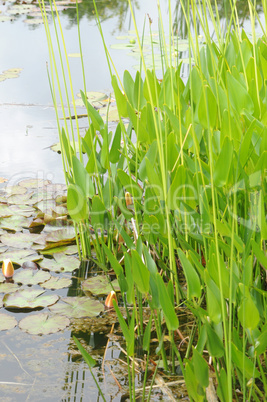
0;282;20;294
3;288;59;309
39;253;79;272
82;275;120;296
18;178;51;188
0;313;17;331
19;313;69;335
41;276;72;290
4;185;27;195
49;296;104;318
1;232;34;249
0;248;38;265
14;270;51;286
45;227;76;243
0;215;29;231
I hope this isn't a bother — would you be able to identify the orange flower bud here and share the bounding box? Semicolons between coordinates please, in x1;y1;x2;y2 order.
105;290;117;308
2;259;14;279
125;192;133;207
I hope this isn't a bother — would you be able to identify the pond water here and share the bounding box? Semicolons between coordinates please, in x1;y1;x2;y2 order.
0;1;265;401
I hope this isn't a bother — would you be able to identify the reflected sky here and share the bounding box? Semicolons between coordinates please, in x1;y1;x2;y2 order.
0;0;265;184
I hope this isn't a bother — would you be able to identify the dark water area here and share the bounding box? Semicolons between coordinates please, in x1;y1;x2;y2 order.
0;1;266;401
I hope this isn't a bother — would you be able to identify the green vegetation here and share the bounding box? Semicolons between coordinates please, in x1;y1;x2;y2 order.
39;0;267;400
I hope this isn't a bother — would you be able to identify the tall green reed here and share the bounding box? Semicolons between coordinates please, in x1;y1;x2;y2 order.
40;0;267;400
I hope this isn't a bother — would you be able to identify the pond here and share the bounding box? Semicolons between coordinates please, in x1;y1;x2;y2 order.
0;1;266;401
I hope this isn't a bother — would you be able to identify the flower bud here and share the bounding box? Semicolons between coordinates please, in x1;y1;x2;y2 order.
125;192;133;207
2;259;14;279
105;290;117;308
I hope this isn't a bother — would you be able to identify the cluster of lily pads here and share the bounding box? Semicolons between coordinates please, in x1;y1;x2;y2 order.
0;178;119;336
0;0;78;25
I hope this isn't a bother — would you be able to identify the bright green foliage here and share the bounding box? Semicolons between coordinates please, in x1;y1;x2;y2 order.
41;0;267;399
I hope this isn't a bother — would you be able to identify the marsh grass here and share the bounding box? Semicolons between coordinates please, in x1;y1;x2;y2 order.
39;0;267;400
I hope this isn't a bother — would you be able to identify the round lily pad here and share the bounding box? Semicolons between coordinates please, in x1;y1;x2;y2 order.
14;270;51;286
82;275;120;296
41;276;72;290
0;282;20;294
0;313;17;331
1;232;34;249
19;313;70;335
39;253;79;273
49;296;104;318
3;288;59;309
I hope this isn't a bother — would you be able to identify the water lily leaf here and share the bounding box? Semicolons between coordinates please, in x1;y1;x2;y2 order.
6;192;35;205
0;313;17;331
1;232;34;249
45;227;76;243
54;253;80;271
10;204;36;217
14;270;51;286
39;254;79;273
18;178;51;188
3;288;59;309
4;185;27;195
34;199;57;214
0;282;20;294
41;276;72;290
0;215;29;231
49;296;104;318
82;275;120;296
0;248;39;265
0;16;13;22
19;313;69;335
0;204;14;217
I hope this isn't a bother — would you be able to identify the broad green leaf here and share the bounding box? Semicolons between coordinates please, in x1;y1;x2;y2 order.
213;137;233;187
198;84;217;129
226;71;254;114
192;347;209;388
178;249;201;299
111;75;127;117
238;288;260;330
205;322;224;357
131;250;150;294
231;342;260;378
102;243;123;276
67;184;89;222
91;196;108;228
185;360;205;402
109;124;121;163
73;336;96;367
72;155;94;198
81;90;104;131
156;273;179;331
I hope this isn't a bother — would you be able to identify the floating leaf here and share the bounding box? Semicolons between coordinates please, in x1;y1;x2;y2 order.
0;215;29;231
0;282;20;294
3;288;59;309
82;275;120;296
1;232;34;249
0;248;39;265
14;270;51;286
45;227;76;243
49;296;104;318
18;178;51;188
41;276;72;290
39;253;79;273
0;313;17;331
19;313;69;335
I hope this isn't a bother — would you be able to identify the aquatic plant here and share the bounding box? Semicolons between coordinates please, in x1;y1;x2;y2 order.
39;0;267;400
